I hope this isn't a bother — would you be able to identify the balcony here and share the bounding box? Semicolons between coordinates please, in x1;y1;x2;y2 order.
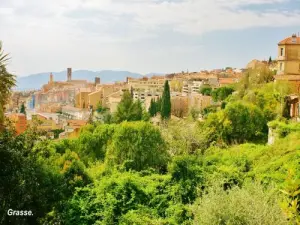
277;56;286;61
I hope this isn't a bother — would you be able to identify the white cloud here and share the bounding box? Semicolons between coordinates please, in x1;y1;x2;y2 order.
1;0;299;38
1;0;300;75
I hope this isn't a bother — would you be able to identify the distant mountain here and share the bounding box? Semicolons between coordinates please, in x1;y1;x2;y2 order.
15;70;144;90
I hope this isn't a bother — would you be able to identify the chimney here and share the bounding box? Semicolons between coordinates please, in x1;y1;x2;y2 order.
292;34;297;44
95;77;100;86
67;68;72;81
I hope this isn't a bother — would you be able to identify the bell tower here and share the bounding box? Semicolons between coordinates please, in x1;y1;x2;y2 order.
49;73;54;84
67;68;72;81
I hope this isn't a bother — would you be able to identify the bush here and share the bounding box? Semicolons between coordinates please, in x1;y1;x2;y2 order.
193;182;288;225
106;121;169;172
204;102;267;144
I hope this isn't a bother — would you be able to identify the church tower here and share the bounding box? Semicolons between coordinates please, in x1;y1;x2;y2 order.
49;73;54;84
67;68;72;81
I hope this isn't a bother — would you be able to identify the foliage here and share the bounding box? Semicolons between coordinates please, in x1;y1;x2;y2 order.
114;90;143;123
20;102;26;115
201;105;218;117
204;102;267;144
211;86;234;102
161;120;208;155
106;121;169;172
0;128;61;224
52;129;64;139
240;82;292;121
169;155;204;204
280;169;300;224
149;98;157;117
149;97;162;118
96;102;109;113
193;182;288;225
0;41;16;129
268;120;300;138
161;81;171;120
199;84;212;96
189;107;200;121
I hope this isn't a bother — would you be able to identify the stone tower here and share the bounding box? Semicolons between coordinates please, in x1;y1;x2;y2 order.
95;77;101;86
67;68;72;81
49;73;54;84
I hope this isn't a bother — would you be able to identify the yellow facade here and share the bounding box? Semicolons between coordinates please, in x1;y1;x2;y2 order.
88;90;102;110
277;34;300;75
75;89;91;109
88;84;125;110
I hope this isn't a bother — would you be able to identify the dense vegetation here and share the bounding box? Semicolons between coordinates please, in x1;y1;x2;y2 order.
0;44;299;224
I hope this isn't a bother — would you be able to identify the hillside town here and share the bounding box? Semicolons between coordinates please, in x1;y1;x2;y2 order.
4;34;300;139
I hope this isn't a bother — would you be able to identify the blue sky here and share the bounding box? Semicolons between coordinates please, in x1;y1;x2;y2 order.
0;0;300;76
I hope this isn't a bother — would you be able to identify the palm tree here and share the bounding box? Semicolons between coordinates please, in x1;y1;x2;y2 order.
0;41;16;129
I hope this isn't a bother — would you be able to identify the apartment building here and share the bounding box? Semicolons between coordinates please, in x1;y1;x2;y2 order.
127;77;165;102
182;80;205;94
277;34;300;76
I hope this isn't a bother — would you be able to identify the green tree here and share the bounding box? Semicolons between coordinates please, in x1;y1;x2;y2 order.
212;86;234;102
156;97;162;114
0;41;16;129
169;155;204;204
148;98;157;117
63;172;150;225
199;84;212;96
20;102;26;115
106;121;169;172
282;96;292;119
0;128;63;224
205;102;267;144
114;90;143;123
268;56;272;64
161;80;171;120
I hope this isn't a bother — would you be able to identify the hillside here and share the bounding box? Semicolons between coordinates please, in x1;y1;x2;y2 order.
15;70;144;90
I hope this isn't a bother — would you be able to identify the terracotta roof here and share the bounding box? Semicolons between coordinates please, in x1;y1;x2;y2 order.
278;36;300;45
219;78;237;84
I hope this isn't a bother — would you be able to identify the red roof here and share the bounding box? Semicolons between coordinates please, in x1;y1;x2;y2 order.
219;78;237;84
278;36;300;45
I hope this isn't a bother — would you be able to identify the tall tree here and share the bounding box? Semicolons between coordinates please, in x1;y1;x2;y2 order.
161;80;171;120
20;102;26;115
268;56;272;64
114;90;143;123
0;41;16;129
156;97;161;114
148;98;156;117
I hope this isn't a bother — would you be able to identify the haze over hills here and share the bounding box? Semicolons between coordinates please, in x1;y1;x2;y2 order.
15;70;153;90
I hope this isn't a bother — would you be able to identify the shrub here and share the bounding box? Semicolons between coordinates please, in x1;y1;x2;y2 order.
193;182;288;225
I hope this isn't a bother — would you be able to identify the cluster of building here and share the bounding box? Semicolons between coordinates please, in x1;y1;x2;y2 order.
5;34;300;137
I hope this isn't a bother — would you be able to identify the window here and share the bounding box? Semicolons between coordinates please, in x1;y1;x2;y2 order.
281;48;284;56
280;63;283;71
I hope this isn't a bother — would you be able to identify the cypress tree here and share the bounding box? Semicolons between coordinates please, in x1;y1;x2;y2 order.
148;98;156;117
156;97;161;114
20;103;26;115
161;80;171;120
